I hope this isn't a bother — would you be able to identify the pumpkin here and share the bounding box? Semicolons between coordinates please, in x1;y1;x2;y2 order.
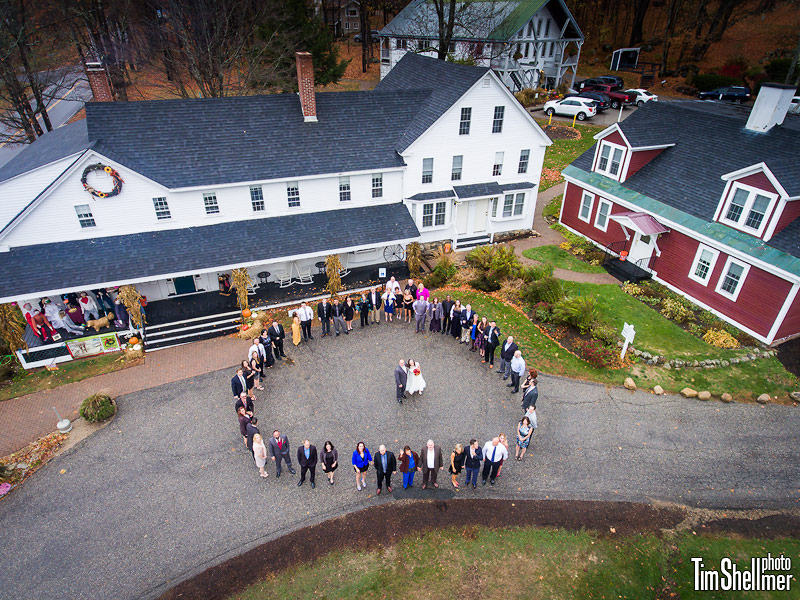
128;336;139;345
242;324;250;331
242;308;252;318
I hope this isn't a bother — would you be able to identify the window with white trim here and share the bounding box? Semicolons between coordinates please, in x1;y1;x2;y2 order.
250;186;265;212
203;192;219;215
451;155;463;181
490;197;498;217
501;193;525;218
720;183;776;236
578;191;594;222
518;149;530;174
715;257;750;300
459;107;471;135
596;142;624;178
153;197;171;220
372;173;383;198
688;244;720;286
492;106;505;133
493;152;504;176
396;39;407;50
287;182;300;207
422;158;433;183
594;198;611;231
421;201;446;228
75;204;95;228
339;177;351;202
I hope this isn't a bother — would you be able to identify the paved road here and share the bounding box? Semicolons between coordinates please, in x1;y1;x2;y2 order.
0;323;797;599
0;69;91;168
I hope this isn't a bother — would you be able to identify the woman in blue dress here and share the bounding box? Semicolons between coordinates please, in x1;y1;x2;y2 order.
352;441;372;491
382;290;396;322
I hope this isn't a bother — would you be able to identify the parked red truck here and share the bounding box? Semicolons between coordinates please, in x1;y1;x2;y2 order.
580;84;636;109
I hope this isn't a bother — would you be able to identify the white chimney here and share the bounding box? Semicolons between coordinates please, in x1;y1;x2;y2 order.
745;83;796;133
295;51;317;123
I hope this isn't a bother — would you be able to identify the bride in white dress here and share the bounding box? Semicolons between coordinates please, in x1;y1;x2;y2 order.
405;359;427;395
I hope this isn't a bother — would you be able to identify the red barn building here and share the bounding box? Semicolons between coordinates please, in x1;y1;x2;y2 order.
559;83;800;346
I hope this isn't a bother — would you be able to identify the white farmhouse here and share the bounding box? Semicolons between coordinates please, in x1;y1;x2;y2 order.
0;52;549;364
378;0;583;91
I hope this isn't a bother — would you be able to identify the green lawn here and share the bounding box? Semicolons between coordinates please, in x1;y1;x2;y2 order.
440;287;797;401
0;352;140;402
523;245;606;274
538;120;603;191
229;525;800;600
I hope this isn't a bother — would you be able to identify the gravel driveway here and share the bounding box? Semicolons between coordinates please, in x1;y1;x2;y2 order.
1;321;797;600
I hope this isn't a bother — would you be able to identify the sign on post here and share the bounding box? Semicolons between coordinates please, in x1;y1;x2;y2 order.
620;322;636;360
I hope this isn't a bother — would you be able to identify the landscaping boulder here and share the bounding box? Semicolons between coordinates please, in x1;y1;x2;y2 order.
653;385;664;395
697;391;712;401
720;360;729;367
623;377;637;391
641;352;652;360
681;388;698;398
790;391;800;401
721;393;733;403
756;394;770;404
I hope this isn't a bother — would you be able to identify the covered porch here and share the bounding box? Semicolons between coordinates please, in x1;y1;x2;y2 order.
602;211;670;283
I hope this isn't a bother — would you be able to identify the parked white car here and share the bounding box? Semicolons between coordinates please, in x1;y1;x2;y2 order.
789;96;800;115
625;89;658;107
542;97;597;120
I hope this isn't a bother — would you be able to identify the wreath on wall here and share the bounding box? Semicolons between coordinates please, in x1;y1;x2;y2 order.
81;163;124;198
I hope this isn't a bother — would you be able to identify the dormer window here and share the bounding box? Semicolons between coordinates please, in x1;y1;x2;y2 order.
595;141;625;180
719;182;777;237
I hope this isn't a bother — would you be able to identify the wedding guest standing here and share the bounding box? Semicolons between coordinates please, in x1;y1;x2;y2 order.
460;304;475;344
398;445;421;489
523;404;537;429
394;359;408;404
268;430;296;477
368;287;382;324
343;296;356;332
483;321;501;369
498;336;518;379
252;433;269;478
320;441;338;485
385;276;401;296
317;297;332;337
258;329;275;369
231;367;247;400
417;283;430;301
441;295;455;335
245;417;260;455
428;297;443;333
404;278;418;300
521;369;539;410
382;289;396;322
496;432;510;478
508;350;527;393
249;351;264;391
477;317;488;357
291;314;302;346
401;288;414;324
469;313;480;352
352;442;372;491
515;417;533;461
237;406;250;447
481;437;507;486
235;392;254;418
413;296;429;333
449;443;465;489
358;293;371;328
373;445;397;495
269;320;287;360
296;439;318;488
463;439;483;489
240;360;256;401
420;439;443;490
331;298;347;336
297;301;314;341
449;300;463;340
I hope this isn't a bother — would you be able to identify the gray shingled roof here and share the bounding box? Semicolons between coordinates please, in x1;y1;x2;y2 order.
0;120;89;183
408;190;456;200
571;100;800;258
375;53;488;151
0;203;419;300
454;182;503;199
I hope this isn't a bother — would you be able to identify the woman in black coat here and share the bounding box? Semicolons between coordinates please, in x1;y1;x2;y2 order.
344;296;356;331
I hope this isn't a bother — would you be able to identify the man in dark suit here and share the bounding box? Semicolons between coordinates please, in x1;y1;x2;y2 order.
231;368;247;399
483;321;501;369
441;295;455;335
259;329;275;369
235;392;253;417
245;416;260;456
331;298;347;336
268;430;296;477
296;439;318;488
463;438;483;489
374;444;397;495
268;320;286;360
317;298;332;337
498;335;518;378
420;439;443;489
368;287;382;324
394;359;408;404
237;406;250;447
460;303;475;344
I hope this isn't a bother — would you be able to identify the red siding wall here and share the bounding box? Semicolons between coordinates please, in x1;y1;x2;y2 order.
735;172;778;194
772;201;800;237
626;148;665;178
652;229;792;338
561;182;629;249
775;287;800;341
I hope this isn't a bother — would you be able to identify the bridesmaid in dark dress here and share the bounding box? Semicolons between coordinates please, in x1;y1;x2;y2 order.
449;300;462;339
429;297;442;332
320;441;339;485
449;443;465;488
240;360;256;400
477;317;488;357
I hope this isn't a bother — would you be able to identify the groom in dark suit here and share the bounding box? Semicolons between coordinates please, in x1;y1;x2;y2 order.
268;320;286;360
394;359;408;404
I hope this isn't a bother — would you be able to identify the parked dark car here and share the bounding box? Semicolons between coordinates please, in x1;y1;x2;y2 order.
579;76;624;91
578;91;611;111
354;30;381;43
581;84;635;109
697;86;751;103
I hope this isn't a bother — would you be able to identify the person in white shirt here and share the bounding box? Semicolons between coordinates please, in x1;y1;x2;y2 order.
481;437;508;486
248;340;267;365
297;301;314;341
507;350;527;393
385;276;401;295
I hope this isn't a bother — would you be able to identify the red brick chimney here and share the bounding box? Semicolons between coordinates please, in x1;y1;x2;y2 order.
295;52;317;123
85;61;114;102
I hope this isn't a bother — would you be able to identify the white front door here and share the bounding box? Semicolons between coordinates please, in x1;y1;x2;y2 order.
627;233;655;266
456;202;469;235
472;199;489;233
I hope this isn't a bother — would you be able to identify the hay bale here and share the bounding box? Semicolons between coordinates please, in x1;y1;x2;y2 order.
236;318;263;339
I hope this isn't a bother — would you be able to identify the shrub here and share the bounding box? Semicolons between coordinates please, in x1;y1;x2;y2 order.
688;323;706;337
542;194;563;221
533;302;552;322
764;57;792;82
702;328;739;349
637;280;670;300
423;269;449;289
465;245;494;272
514;87;552;107
489;245;523;280
522;276;564;306
522;263;554;282
621;282;643;296
424;248;457;289
590;321;619;346
80;393;116;423
552;296;597;334
497;278;525;303
570;246;586;256
660;298;695;323
574;339;618;369
470;273;502;292
693;73;741;91
559;241;572;251
719;57;748;79
638;295;660;306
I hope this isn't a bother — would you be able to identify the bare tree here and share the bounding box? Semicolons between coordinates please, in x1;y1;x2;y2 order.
659;0;682;75
628;0;651;46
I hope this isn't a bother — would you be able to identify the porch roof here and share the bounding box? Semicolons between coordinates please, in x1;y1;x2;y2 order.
453;181;537;200
609;211;670;235
0;203;419;302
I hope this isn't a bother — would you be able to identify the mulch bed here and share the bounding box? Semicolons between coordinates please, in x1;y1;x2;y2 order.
541;123;582;140
160;499;685;600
